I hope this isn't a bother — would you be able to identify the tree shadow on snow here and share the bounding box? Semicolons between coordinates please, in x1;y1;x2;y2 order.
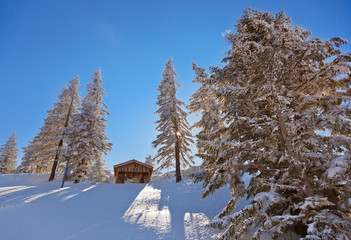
122;179;232;240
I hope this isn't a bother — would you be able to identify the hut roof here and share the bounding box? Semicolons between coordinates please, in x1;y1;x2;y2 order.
113;159;153;170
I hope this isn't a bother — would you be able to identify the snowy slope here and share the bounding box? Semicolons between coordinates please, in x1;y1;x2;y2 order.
0;174;238;240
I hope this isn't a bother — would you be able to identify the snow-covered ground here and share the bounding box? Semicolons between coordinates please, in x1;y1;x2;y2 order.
0;173;238;240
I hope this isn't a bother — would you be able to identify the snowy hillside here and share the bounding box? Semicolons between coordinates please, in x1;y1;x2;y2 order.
0;174;240;240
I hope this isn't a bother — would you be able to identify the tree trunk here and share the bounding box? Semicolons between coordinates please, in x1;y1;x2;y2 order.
276;110;313;196
266;54;313;196
175;135;181;183
172;116;182;183
48;98;74;181
270;83;313;196
48;139;63;181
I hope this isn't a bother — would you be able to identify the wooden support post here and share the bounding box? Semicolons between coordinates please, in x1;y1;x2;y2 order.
115;170;119;184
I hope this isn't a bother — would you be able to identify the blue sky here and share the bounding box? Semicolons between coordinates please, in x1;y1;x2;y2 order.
1;0;350;170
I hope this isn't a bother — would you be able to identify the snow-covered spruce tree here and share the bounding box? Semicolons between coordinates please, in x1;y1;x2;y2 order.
188;62;227;198
88;159;109;183
19;135;49;174
0;132;18;174
47;76;81;181
19;77;80;176
67;68;112;183
144;155;155;167
192;9;351;239
152;57;194;182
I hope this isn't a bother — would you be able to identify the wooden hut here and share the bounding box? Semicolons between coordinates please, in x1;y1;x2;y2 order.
114;159;153;184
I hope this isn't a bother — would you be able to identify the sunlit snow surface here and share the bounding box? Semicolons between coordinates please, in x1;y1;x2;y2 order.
0;174;232;240
123;184;217;239
0;185;36;196
123;185;172;234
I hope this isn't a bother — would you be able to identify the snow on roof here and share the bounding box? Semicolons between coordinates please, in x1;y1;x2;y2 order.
113;159;153;169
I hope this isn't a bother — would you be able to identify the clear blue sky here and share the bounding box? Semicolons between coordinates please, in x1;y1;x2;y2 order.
1;0;350;170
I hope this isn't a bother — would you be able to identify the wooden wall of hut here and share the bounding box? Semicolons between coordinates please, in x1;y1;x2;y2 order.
114;160;153;184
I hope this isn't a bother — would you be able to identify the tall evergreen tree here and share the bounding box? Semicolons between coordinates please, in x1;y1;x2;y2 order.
189;62;226;198
144;155;155;167
152;57;194;182
68;68;112;183
48;76;81;181
19;77;81;177
191;9;351;239
0;132;18;174
19;135;49;174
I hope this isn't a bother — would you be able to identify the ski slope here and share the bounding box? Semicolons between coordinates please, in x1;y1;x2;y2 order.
0;174;237;240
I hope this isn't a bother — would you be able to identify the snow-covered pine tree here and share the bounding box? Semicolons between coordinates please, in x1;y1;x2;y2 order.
144;155;155;167
0;132;18;174
47;76;81;181
19;77;80;177
188;62;227;198
152;57;194;182
192;9;351;239
19;77;80;175
88;159;109;183
19;135;49;174
68;68;112;183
